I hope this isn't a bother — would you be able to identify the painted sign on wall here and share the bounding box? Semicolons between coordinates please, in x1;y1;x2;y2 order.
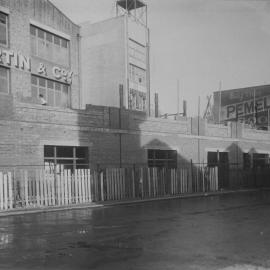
213;85;270;128
37;63;73;84
0;49;31;71
222;96;270;120
0;48;73;84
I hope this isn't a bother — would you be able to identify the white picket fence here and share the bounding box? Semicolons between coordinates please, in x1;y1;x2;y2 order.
16;169;96;207
208;166;219;191
0;166;219;211
0;172;13;210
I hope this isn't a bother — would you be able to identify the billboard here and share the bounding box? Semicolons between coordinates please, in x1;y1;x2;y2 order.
213;85;270;129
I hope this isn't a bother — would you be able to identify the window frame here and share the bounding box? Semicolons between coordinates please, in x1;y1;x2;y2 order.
129;88;146;111
31;75;71;108
129;64;146;86
0;65;10;94
253;153;269;169
243;153;251;169
44;145;89;173
0;11;8;47
128;39;146;63
207;151;229;167
30;24;70;67
148;149;177;168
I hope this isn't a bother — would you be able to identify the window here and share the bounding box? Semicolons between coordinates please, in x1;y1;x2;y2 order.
207;152;218;166
129;39;146;63
31;75;70;108
129;88;146;111
0;66;9;93
207;151;228;167
30;25;69;66
129;64;146;86
44;146;89;173
0;12;8;46
243;153;251;169
253;153;269;169
219;152;229;164
148;149;177;168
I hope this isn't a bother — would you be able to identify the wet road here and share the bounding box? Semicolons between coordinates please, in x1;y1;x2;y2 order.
1;191;270;270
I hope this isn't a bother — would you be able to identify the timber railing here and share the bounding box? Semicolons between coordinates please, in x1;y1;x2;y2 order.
0;165;267;212
0;166;219;211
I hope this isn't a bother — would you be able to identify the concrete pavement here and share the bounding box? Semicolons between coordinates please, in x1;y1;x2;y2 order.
0;190;270;269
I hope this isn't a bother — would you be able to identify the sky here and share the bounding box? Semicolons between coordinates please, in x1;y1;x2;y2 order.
51;0;270;116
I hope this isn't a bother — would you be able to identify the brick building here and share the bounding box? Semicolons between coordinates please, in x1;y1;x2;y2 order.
1;0;270;177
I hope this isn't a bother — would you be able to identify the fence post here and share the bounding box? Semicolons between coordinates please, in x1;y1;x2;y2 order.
35;170;40;207
84;170;88;202
116;169;120;200
79;170;83;203
189;160;193;193
67;170;71;204
154;168;158;197
122;168;126;199
0;172;3;210
121;169;125;199
132;165;135;199
63;170;68;205
118;168;121;200
47;173;52;206
100;171;104;201
8;172;13;209
74;170;78;204
87;170;91;202
24;171;29;207
146;168;150;198
171;169;174;195
82;170;86;203
118;169;121;200
114;169;118;200
3;174;8;210
215;166;219;191
118;168;122;200
185;168;188;193
56;173;60;206
162;168;166;195
202;166;205;192
95;170;99;201
39;170;44;206
140;168;144;199
105;169;109;200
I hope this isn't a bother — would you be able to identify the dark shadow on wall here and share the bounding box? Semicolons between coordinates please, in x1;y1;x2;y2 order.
76;104;270;189
80;106;194;170
222;143;270;189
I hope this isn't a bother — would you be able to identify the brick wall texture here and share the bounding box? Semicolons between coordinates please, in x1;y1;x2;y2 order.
1;0;80;108
1;1;270;169
1;100;270;169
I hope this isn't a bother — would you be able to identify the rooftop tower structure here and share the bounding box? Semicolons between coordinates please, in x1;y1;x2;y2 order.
116;0;148;26
80;0;150;114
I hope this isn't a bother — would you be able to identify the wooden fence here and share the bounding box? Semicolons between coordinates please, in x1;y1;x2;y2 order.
0;166;220;211
0;172;13;210
14;169;99;207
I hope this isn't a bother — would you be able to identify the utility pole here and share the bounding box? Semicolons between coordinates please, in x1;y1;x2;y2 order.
218;80;222;124
177;79;180;118
198;96;201;165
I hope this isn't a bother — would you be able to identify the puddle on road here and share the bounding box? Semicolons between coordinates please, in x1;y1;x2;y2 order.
0;233;13;249
221;264;270;270
76;240;143;252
